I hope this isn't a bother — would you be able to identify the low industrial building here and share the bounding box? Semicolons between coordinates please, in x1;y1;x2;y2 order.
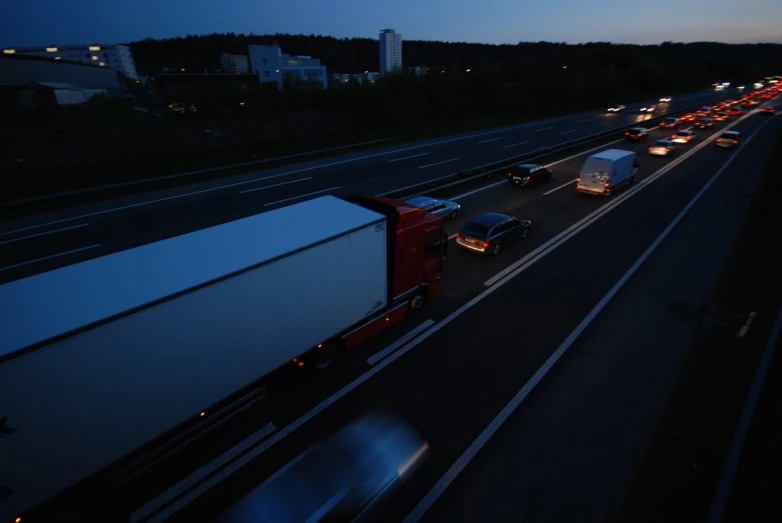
248;44;328;89
2;43;138;79
0;54;123;95
221;53;250;74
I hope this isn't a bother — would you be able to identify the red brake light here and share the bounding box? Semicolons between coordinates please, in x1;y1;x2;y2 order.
525;176;531;181
508;172;512;177
575;177;580;182
604;182;610;188
733;140;738;144
455;233;460;240
625;131;629;135
482;241;489;249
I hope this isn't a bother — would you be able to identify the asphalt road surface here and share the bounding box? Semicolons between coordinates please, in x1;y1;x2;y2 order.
108;103;782;523
0;88;734;284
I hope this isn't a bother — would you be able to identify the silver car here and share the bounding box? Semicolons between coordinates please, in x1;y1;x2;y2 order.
216;411;429;523
404;195;461;220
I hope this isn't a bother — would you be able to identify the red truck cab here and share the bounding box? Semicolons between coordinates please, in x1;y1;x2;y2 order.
341;196;446;349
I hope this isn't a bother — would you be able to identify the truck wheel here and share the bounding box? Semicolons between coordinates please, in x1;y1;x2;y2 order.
492;243;502;255
408;290;427;315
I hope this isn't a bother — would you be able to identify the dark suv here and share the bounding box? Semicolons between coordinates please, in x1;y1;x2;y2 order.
508;163;553;187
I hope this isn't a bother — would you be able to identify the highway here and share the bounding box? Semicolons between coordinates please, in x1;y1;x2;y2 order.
0;88;731;284
109;99;782;523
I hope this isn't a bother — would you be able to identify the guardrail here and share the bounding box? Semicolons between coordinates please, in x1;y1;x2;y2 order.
382;96;735;201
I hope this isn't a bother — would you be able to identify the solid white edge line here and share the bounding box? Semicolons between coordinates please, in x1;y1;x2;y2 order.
477;137;504;144
708;308;782;523
129;422;277;523
401;113;774;523
534;126;553;132
559;129;577;135
389;153;431;163
418;158;460;169
263;187;341;207
502;141;529;149
1;244;102;271
237;177;313;194
367;320;436;366
0;222;90;246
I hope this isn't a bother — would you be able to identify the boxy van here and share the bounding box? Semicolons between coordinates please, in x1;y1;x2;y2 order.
576;149;639;196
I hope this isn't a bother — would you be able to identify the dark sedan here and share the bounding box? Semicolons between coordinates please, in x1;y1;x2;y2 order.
507;163;552;187
694;118;713;129
625;127;649;141
456;213;531;255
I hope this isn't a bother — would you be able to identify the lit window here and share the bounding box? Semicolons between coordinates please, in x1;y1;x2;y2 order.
91;56;98;60
89;45;101;51
3;49;15;54
46;47;58;52
99;62;105;66
54;57;61;60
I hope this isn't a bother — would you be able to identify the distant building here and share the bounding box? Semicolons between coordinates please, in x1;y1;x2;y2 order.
331;72;378;85
379;29;402;75
0;54;123;95
2;44;138;79
248;45;328;89
220;53;250;74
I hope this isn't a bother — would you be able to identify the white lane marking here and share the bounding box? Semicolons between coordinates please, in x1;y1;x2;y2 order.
418;158;460;169
576;119;589;123
389;152;431;163
708;308;782;523
559;129;577;135
402;115;773;523
366;320;436;366
4;91;720;238
0;171;309;238
263;187;341;207
543;179;577;195
135;93;740;521
237;177;313;194
544;137;625;169
477;137;504;144
0;223;89;246
451;180;507;201
1;244;102;271
129;422;277;523
534;126;553;132
484;113;756;287
502;141;529;149
738;311;758;338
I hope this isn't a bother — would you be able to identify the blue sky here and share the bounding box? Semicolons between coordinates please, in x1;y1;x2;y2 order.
3;0;781;47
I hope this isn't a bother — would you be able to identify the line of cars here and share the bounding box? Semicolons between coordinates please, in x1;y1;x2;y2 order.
407;89;779;258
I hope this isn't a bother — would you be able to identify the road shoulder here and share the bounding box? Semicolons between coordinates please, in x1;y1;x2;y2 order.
419;117;781;523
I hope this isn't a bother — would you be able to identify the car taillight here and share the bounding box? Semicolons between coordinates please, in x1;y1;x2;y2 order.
604;182;610;188
526;176;531;181
733;140;738;144
575;177;580;183
508;172;512;177
625;131;629;135
482;241;489;249
455;233;460;240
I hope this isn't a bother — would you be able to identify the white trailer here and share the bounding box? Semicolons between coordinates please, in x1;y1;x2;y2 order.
0;195;389;522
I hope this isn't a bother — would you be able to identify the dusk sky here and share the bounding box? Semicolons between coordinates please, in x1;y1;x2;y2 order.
3;0;781;47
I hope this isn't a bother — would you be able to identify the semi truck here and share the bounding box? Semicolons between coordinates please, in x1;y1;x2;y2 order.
0;194;447;523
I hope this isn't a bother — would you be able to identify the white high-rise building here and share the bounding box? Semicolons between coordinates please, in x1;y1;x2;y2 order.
2;44;138;78
379;29;402;75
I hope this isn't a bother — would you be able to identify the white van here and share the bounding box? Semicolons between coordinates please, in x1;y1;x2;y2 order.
576;149;639;196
